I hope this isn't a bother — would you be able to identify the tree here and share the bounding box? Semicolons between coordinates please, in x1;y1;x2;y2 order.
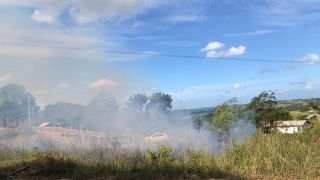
210;98;241;146
307;101;318;110
127;93;148;112
248;91;291;133
85;91;119;130
192;115;203;131
211;98;238;132
146;92;173;111
43;102;85;129
0;84;38;127
88;91;118;113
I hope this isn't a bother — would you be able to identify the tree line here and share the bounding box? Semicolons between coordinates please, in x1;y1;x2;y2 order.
1;83;318;134
0;83;173;129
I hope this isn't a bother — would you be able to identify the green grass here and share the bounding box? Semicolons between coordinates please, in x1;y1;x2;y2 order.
1;123;320;179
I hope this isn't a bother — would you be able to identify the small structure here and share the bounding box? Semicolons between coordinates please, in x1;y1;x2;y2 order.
274;120;310;134
306;114;320;120
39;122;55;128
144;133;168;143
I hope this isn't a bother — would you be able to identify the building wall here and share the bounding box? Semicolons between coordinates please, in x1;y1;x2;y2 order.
277;126;303;134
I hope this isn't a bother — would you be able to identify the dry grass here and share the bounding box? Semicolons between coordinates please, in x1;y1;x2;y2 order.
1;123;320;179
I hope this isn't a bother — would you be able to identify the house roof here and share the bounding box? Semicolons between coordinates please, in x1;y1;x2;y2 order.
274;120;310;127
306;114;320;119
39;122;52;127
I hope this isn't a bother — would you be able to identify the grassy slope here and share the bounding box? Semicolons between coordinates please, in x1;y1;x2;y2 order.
1;122;320;179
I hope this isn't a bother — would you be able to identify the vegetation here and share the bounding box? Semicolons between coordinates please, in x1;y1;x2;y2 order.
0;82;175;131
127;93;148;112
210;98;240;132
0;84;320;179
1;124;319;179
248;91;291;133
0;84;39;127
146;92;173;111
42;102;85;129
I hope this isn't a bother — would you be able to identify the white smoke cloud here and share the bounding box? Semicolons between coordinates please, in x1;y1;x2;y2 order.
31;9;56;24
89;79;117;89
0;0;169;25
0;74;11;83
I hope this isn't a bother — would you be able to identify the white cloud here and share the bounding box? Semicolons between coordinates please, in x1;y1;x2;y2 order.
226;46;246;56
255;0;320;26
34;88;57;96
224;30;276;37
290;81;314;90
305;82;314;90
232;83;245;90
202;42;246;58
0;12;136;62
282;63;295;69
58;82;69;88
259;67;278;74
34;82;69;96
89;79;117;89
200;41;224;52
166;14;205;24
0;0;168;25
302;53;320;64
0;73;11;83
31;9;56;24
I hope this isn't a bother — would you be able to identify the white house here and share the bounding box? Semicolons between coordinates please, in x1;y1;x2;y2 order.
39;122;55;128
306;114;320;120
275;120;311;134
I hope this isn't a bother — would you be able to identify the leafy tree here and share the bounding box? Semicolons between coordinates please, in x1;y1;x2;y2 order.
210;97;238;132
43;102;85;129
248;91;291;133
210;98;243;146
307;101;319;110
85;91;119;130
0;84;38;127
146;92;173;111
127;93;148;112
192;115;203;131
88;91;118;113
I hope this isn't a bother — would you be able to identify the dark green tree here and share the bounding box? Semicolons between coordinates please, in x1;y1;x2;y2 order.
210;98;242;146
248;91;291;133
307;101;319;110
43;102;85;129
84;91;119;130
192;115;203;131
146;92;173;111
127;93;148;112
211;97;238;132
0;84;38;127
88;91;118;113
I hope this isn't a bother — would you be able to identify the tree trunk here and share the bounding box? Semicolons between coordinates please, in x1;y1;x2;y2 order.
15;119;19;128
3;118;7;127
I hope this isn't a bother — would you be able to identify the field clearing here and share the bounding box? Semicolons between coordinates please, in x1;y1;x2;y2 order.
1;123;320;179
0;127;137;150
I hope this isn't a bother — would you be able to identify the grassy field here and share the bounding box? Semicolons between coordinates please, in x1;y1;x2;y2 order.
1;122;320;179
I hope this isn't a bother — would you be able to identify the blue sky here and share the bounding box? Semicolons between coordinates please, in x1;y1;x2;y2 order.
0;0;319;109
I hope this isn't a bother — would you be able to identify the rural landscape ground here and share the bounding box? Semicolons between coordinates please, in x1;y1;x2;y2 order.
1;97;320;179
1;124;319;179
1;1;320;179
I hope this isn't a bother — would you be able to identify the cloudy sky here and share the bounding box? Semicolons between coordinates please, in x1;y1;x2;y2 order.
0;0;320;109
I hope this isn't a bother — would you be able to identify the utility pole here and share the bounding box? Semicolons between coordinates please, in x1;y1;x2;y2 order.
27;94;31;127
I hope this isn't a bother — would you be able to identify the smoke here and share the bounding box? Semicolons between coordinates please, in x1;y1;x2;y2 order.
0;89;256;154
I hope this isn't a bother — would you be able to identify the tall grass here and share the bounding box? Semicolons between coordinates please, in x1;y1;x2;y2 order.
1;124;320;179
